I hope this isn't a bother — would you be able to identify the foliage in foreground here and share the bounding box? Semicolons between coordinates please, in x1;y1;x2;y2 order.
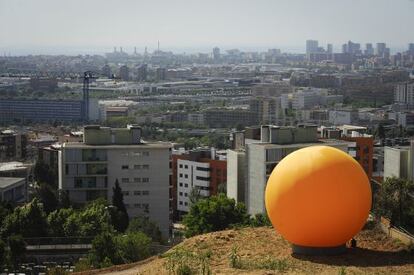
373;177;414;228
163;247;212;275
228;246;289;272
182;194;250;237
87;231;151;268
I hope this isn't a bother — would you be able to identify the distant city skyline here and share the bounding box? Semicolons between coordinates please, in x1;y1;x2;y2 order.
1;0;414;55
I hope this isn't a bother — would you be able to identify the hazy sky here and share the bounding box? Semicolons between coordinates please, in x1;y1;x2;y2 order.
0;0;413;54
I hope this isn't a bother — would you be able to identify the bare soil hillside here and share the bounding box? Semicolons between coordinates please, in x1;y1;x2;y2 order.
87;226;414;275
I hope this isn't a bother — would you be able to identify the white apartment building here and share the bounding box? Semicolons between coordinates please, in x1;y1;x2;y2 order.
227;125;351;215
59;125;172;237
395;82;414;107
176;159;210;213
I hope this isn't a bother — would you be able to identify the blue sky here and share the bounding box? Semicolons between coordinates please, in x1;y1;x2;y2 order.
0;0;413;54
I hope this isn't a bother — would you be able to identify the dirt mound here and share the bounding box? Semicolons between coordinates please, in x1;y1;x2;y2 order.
99;226;414;275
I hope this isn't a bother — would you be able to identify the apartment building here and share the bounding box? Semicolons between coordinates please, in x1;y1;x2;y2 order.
58;125;172;237
227;125;351;215
0;130;27;161
172;149;226;218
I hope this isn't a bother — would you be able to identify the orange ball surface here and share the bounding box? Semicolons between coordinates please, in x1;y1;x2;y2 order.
265;146;371;247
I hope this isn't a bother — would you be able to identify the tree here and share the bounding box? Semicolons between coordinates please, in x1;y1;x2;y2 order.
35;183;59;214
127;216;163;243
0;239;6;270
47;208;75;237
249;213;272;227
8;235;26;268
78;199;113;236
116;232;151;263
33;160;57;189
89;231;120;267
1;198;48;238
373;177;414;228
111;179;129;232
376;124;386;140
183;194;249;237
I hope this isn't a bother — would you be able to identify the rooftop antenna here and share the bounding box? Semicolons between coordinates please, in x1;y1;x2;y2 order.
134;47;137;55
158;40;160;52
120;47;123;53
114;46;117;53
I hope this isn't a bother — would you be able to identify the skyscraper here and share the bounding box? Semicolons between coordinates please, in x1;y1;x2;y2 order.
306;40;319;54
376;43;387;57
212;47;220;60
408;43;414;55
365;43;374;55
327;44;333;54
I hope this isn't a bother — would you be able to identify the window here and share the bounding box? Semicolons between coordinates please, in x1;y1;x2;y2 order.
185;184;188;188
179;201;183;205
184;165;188;169
121;165;129;170
142;164;150;169
142;178;149;183
179;183;183;187
179;173;183;178
196;166;210;172
134;177;141;183
134;191;141;196
134;203;141;208
121;178;129;183
196;176;210;181
142;151;149;156
184;202;188;206
122;191;129;196
184;174;188;179
179;164;183;168
184;193;188;197
65;164;69;175
86;164;107;175
179;192;183;196
134;164;141;169
142;190;150;195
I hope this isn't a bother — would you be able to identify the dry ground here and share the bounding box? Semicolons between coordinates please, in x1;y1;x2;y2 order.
84;226;414;275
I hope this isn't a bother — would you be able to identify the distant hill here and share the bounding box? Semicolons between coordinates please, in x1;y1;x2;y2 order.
80;226;414;275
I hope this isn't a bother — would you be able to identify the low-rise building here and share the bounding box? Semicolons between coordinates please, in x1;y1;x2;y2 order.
0;177;26;203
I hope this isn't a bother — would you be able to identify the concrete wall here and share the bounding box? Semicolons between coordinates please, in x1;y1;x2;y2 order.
384;147;408;179
247;144;267;215
226;150;246;204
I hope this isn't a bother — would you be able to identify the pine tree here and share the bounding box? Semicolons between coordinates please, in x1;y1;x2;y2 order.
111;179;129;232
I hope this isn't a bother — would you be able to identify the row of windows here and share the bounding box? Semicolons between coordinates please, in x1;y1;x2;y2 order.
125;203;149;209
179;173;189;179
179;192;188;197
121;164;150;170
121;177;150;183
179;164;189;169
178;201;189;206
122;190;150;196
121;151;150;157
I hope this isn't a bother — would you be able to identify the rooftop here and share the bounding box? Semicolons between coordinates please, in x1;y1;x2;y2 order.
63;141;172;149
0;162;28;172
251;139;351;149
0;177;25;189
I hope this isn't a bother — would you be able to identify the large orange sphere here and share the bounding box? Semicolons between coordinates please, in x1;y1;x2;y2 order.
265;146;371;247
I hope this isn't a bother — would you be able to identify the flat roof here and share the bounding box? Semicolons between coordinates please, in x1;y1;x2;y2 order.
63;141;172;149
0;177;25;189
250;139;351;149
0;162;27;172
